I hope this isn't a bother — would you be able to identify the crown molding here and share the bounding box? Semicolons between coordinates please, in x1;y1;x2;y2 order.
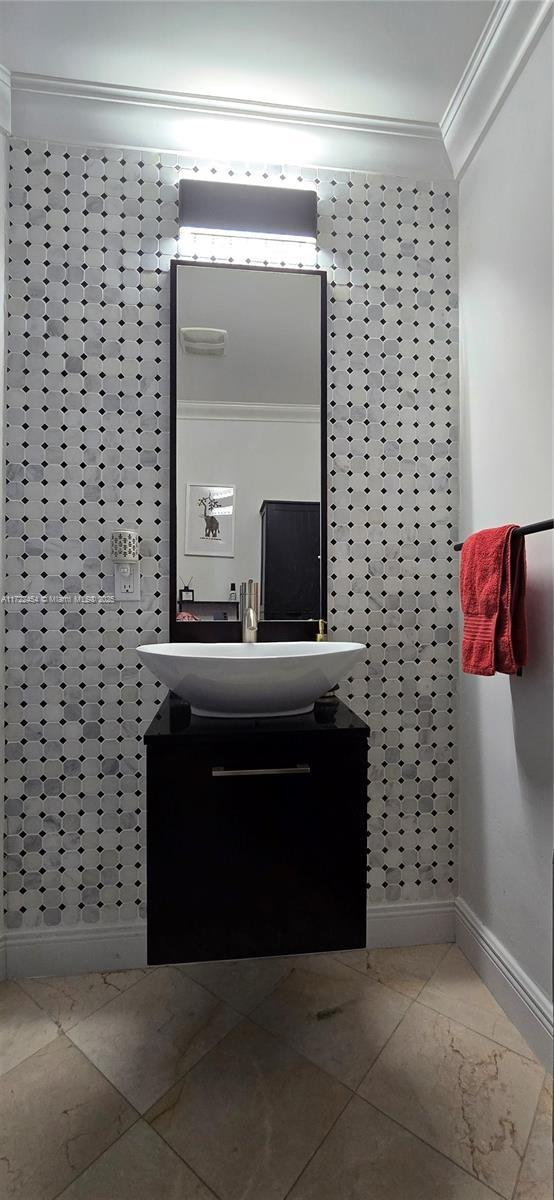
0;64;11;135
441;0;553;178
11;72;440;142
441;0;511;140
9;70;453;180
11;5;551;182
177;400;320;423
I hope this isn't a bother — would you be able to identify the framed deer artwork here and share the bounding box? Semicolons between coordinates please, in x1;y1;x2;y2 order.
184;483;236;557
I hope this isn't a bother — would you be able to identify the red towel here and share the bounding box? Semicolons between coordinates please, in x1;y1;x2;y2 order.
460;525;527;676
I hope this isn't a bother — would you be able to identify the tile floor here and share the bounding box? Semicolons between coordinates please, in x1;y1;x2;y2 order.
1;944;551;1200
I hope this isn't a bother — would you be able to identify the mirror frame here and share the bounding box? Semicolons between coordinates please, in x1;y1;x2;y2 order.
169;258;327;643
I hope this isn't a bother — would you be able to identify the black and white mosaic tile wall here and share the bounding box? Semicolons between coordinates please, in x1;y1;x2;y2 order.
4;137;458;932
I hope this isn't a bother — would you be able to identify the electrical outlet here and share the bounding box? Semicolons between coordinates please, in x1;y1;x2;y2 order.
114;562;141;602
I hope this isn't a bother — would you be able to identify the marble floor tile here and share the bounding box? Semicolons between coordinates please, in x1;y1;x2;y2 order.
67;966;240;1113
418;946;536;1058
288;1094;500;1199
331;948;368;974
0;1035;135;1200
19;968;149;1031
337;943;451;998
514;1075;553;1199
359;1001;545;1199
55;1120;216;1200
179;954;294;1014
0;979;60;1076
148;1018;349;1200
251;953;409;1088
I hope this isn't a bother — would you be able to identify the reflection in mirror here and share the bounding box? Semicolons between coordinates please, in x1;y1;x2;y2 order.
172;262;325;633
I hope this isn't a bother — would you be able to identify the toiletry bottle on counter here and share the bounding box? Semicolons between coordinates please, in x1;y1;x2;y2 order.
229;582;237;601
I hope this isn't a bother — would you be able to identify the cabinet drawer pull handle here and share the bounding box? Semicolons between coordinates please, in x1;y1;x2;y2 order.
212;764;311;778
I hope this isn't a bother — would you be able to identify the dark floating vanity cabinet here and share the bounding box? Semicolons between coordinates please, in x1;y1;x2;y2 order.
145;697;369;965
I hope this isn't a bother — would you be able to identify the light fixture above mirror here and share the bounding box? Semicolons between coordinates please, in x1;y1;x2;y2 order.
177;176;318;267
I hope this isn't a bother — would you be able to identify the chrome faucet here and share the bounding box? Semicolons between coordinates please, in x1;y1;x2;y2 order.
240;579;259;642
242;604;258;643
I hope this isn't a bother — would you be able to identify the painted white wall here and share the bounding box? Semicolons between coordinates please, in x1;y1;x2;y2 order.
458;26;553;1008
176;415;319;602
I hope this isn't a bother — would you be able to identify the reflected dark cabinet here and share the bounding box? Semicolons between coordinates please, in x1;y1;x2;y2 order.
260;500;320;621
145;697;369;965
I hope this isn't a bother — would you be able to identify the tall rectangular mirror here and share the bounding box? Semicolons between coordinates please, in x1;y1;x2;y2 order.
170;261;327;641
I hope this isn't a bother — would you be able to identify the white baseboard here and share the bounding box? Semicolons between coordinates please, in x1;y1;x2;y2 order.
455;898;553;1071
5;921;147;979
366;898;455;949
5;901;456;978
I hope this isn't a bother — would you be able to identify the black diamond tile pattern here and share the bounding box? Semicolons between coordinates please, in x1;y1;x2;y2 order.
4;140;458;931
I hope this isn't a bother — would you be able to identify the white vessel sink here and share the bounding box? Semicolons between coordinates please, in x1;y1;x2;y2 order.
137;641;366;718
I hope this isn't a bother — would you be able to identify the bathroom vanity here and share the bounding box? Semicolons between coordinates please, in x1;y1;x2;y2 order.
143;255;369;965
145;696;369;964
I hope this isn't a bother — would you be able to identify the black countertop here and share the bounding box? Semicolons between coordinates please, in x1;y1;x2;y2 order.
144;694;370;744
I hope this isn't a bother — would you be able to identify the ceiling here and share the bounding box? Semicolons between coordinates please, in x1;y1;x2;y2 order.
1;0;494;125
